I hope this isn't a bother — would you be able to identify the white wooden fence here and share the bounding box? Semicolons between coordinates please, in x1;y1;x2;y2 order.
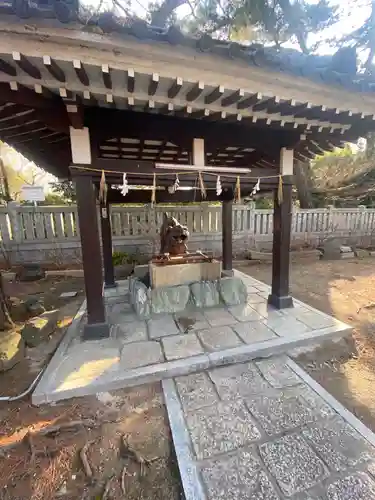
0;203;374;264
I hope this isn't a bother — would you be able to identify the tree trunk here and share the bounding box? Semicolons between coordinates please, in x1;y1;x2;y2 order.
150;0;186;27
0;274;14;331
293;160;314;208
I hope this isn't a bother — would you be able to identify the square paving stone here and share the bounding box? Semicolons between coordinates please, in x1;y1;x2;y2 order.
175;311;210;332
245;390;317;435
204;308;238;327
263;315;311;336
209;362;270;399
293;310;337;330
148;315;180;338
256;356;302;388
185;400;262;459
326;473;375;500
197;326;243;351
250;302;285;319
120;340;164;369
302;417;374;472
260;434;328;496
162;333;204;360
112;320;147;344
200;447;280;500
291;385;336;418
233;321;277;344
247;293;266;304
228;304;264;322
175;372;219;412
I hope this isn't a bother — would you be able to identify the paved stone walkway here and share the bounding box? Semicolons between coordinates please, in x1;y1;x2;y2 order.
163;356;375;500
33;272;351;404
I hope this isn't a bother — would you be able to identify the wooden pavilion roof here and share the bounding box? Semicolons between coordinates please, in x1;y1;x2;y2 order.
0;4;375;187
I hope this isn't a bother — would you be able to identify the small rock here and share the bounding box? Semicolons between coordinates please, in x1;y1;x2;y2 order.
0;330;25;372
21;310;59;347
25;297;45;316
16;264;46;282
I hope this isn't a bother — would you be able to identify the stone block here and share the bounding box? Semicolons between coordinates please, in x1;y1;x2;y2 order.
133;264;149;280
263;315;311;337
120;340;163;369
185;400;262;459
148;315;180;338
162;333;204;360
0;330;24;372
255;356;302;388
200;448;280;500
218;277;248;306
112;320;147;344
175;372;219;412
175;311;210;332
302;417;374;472
228;304;264;322
21;310;59;347
209;362;270;400
233;321;277;344
197;326;243;351
260;434;328;496
150;285;190;314
204;308;238;327
131;279;151;319
16;263;46;282
326;473;375;500
150;261;221;288
190;281;220;308
245;390;316;435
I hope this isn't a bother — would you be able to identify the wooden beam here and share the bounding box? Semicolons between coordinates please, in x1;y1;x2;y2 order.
43;55;65;82
0;58;16;77
222;199;233;272
148;73;159;96
268;182;293;309
86;108;301;153
221;89;244;107
127;68;135;93
0;82;63;110
252;96;280;112
205;85;224;105
65;101;84;129
12;52;41;79
237;92;262;110
102;64;112;89
88;158;277;178
186;81;204;102
168;77;183;98
73;59;89;86
74;174;109;339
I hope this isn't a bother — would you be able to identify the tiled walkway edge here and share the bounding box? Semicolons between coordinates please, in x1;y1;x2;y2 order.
163;356;375;500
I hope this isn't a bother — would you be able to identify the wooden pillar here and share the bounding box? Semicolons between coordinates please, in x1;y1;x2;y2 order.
222;198;233;276
268;147;294;309
70;126;109;339
100;200;116;289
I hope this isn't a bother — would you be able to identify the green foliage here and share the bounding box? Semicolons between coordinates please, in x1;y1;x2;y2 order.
50;180;76;203
112;251;142;266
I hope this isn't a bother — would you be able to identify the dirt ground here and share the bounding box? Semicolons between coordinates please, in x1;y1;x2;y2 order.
239;257;375;432
0;276;181;500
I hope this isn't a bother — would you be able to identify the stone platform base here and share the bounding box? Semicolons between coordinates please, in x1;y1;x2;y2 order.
129;275;248;318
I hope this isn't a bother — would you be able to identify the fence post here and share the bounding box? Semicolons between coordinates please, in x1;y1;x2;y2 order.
8;201;22;243
248;202;256;238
